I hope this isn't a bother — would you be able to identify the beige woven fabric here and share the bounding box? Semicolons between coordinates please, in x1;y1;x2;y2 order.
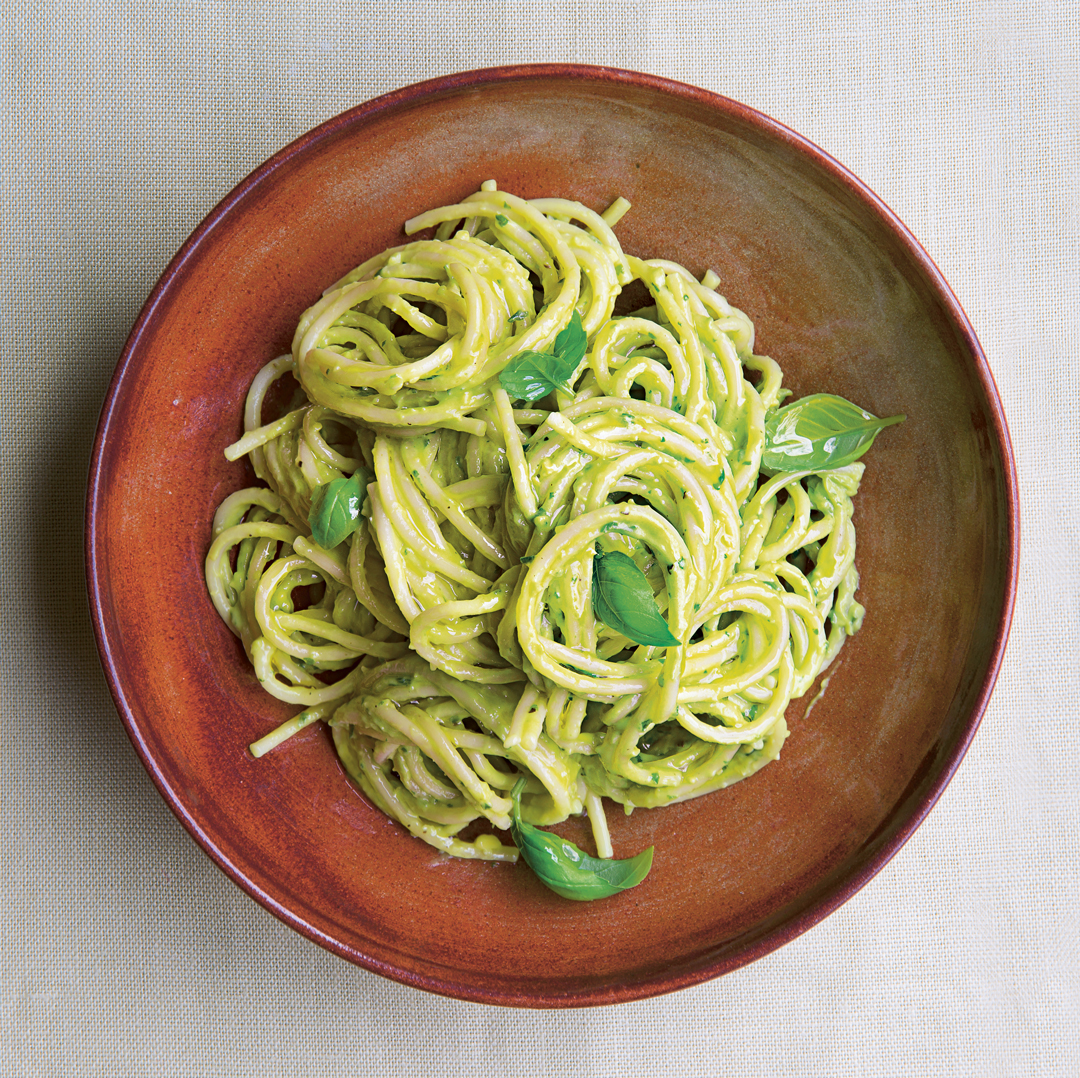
3;1;1077;1075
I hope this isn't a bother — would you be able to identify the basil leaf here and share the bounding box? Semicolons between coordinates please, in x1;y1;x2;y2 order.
509;779;653;901
497;351;576;401
763;393;905;472
307;468;371;548
498;310;587;401
552;308;587;367
592;547;680;648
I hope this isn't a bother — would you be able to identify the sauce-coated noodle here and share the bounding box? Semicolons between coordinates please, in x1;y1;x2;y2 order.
206;182;869;866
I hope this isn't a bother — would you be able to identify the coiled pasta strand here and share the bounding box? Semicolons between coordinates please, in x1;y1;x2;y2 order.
207;182;872;859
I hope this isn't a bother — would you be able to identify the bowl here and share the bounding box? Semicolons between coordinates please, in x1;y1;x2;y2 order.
86;65;1018;1007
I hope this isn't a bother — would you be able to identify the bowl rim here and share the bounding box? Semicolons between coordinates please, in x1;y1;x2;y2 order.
85;62;1020;1007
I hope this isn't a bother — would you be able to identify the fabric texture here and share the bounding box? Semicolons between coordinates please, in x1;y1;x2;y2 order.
2;1;1077;1075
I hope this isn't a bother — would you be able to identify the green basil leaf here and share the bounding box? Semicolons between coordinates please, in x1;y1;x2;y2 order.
495;213;509;226
498;311;587;401
307;468;371;548
763;393;905;472
552;308;587;367
497;350;574;401
509;779;653;901
592;547;680;648
508;309;527;323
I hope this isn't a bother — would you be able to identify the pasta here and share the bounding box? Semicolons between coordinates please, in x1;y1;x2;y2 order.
206;181;873;869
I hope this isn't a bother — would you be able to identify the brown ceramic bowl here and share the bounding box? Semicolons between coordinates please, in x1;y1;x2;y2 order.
86;65;1017;1007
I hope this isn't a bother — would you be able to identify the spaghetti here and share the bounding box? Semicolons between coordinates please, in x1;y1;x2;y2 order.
206;181;872;867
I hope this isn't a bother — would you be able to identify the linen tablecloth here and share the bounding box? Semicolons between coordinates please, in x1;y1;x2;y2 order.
3;2;1077;1074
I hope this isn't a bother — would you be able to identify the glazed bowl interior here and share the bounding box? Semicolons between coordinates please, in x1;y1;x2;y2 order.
86;65;1016;1007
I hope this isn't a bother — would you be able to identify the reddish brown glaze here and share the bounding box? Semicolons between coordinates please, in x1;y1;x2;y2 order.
86;65;1018;1007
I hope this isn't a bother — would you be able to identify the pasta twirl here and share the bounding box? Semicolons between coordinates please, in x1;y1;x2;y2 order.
206;181;873;870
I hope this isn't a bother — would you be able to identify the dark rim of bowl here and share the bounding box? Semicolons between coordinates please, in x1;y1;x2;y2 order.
85;63;1020;1007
